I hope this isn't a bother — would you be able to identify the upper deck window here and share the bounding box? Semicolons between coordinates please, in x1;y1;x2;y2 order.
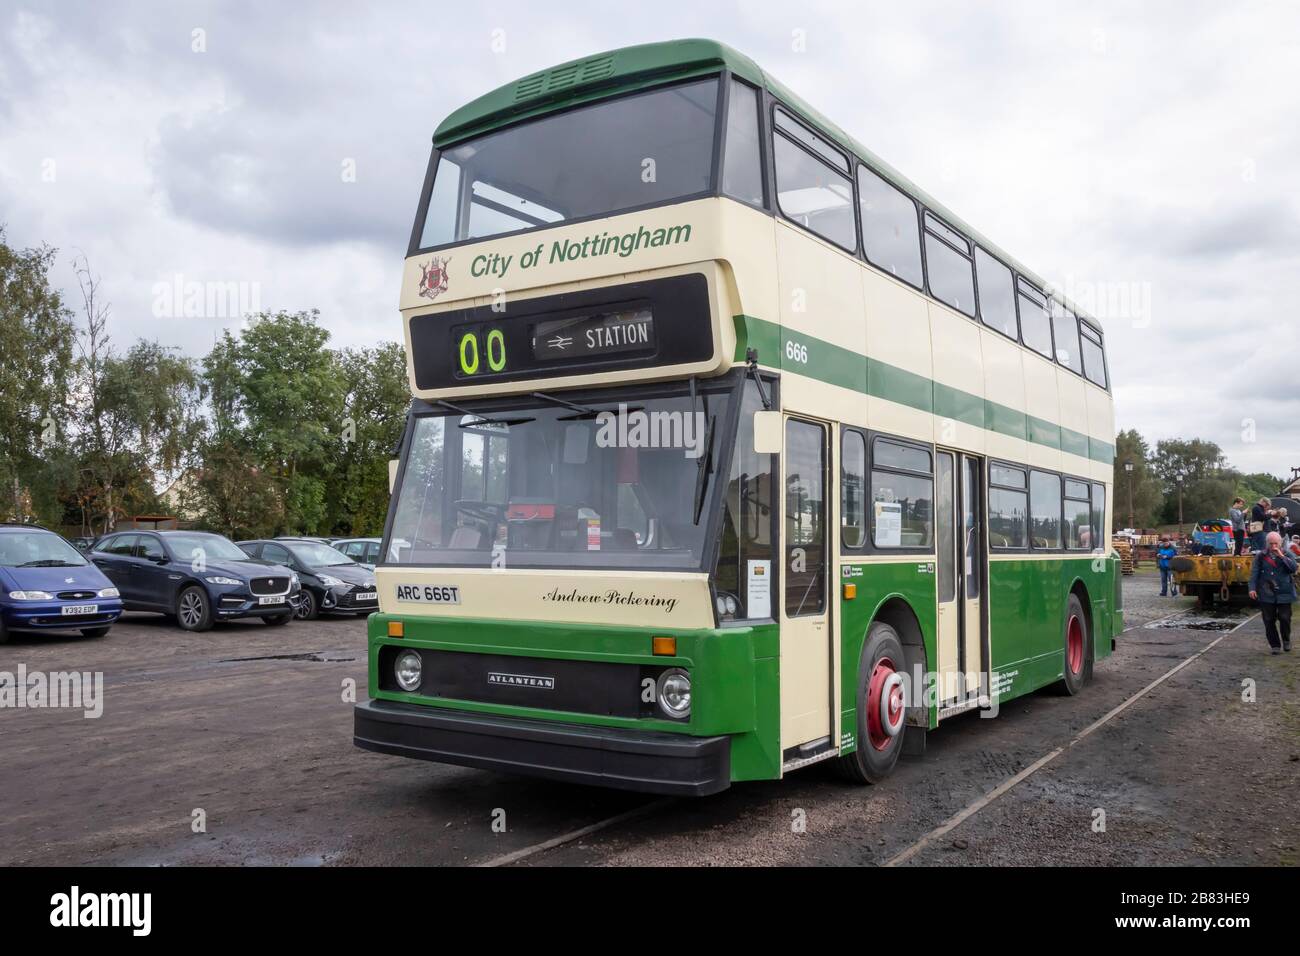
975;247;1017;340
923;212;975;317
722;80;764;207
772;110;856;251
1080;320;1109;388
417;78;719;250
1049;300;1083;374
857;165;923;288
1017;278;1053;359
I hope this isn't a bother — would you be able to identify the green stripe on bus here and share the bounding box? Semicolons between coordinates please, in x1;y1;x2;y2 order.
733;314;1114;464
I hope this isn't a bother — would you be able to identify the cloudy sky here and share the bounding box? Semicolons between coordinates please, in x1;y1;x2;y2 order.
2;1;1298;478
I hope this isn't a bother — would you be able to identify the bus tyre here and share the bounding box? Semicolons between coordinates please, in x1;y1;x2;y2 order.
838;623;907;785
176;586;214;632
1055;593;1090;696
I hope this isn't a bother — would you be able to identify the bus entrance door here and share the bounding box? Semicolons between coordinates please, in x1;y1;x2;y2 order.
780;417;833;756
936;451;988;707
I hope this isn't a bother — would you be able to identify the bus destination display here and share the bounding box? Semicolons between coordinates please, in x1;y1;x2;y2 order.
409;273;712;389
532;308;655;362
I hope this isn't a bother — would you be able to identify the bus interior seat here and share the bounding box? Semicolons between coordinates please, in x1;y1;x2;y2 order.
448;526;484;550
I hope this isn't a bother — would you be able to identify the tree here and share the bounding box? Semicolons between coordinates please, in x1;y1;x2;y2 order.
326;342;409;535
1112;429;1163;530
1153;438;1227;533
1237;471;1284;505
65;257;203;534
198;311;344;534
0;230;76;522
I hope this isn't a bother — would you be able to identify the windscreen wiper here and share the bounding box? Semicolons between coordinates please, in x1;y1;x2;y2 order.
528;391;647;422
435;400;534;428
691;374;716;525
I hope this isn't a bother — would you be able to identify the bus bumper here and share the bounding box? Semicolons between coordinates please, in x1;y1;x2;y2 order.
354;699;731;796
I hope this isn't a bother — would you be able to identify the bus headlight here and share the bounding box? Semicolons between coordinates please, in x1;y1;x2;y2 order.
656;668;691;719
394;651;423;692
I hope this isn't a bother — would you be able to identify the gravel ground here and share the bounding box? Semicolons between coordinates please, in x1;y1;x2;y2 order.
1;575;1295;867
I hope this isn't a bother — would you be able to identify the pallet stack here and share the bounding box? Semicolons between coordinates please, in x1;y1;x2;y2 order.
1112;536;1135;575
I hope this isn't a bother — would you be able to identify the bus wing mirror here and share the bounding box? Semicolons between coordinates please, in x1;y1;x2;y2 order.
388;459;399;493
752;411;782;455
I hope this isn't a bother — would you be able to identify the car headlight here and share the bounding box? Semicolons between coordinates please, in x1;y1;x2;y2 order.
394;651;423;692
291;572;300;586
7;590;53;601
97;587;120;598
656;668;691;719
205;576;242;586
318;574;344;587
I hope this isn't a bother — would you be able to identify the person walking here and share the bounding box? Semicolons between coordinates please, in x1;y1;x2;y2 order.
1249;531;1296;654
1156;536;1178;597
1249;497;1270;553
1229;497;1247;555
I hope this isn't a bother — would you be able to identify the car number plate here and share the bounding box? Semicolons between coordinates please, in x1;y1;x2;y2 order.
62;604;98;615
258;596;284;605
355;592;378;602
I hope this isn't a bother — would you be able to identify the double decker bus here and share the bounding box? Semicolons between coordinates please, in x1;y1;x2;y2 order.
354;39;1122;795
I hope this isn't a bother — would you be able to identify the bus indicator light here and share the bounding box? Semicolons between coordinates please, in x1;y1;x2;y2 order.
843;583;857;600
652;636;676;656
387;620;404;638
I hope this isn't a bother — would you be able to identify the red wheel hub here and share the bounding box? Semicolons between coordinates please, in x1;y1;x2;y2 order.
866;656;906;751
1066;615;1085;675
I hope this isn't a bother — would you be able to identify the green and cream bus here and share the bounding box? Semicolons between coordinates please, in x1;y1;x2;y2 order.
354;39;1122;795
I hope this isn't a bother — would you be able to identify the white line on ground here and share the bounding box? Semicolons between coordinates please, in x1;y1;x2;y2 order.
476;798;676;868
883;611;1261;867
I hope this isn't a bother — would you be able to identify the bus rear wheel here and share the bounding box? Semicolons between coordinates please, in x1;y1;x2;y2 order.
1055;593;1090;696
838;622;908;784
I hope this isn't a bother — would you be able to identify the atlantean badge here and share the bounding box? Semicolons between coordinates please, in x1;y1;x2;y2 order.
417;256;451;300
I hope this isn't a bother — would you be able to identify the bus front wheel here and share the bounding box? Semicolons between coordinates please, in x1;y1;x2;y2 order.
838;622;907;784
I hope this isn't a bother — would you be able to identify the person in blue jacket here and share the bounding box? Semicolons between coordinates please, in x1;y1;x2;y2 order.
1249;531;1297;654
1156;536;1178;597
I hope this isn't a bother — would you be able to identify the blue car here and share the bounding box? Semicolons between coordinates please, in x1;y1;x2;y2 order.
90;530;302;632
0;524;124;643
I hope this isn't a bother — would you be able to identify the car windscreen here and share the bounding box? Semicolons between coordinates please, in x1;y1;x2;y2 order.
289;542;356;567
0;532;88;568
163;534;251;563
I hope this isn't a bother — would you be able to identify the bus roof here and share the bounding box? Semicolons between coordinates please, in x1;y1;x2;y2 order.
433;38;1094;328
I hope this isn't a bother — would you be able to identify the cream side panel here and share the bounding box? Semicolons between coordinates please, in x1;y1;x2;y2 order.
864;272;932;446
775;221;868;366
376;567;714;629
780;375;867;430
929;303;985;454
1022;351;1063;473
981;329;1028;466
1086;383;1116;473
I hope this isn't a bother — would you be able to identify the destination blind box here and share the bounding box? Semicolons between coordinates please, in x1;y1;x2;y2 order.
407;273;714;390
